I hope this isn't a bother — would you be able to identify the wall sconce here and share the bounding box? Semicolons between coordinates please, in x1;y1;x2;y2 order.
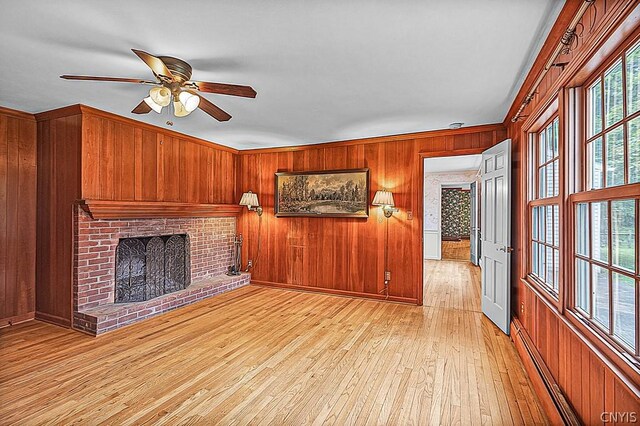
372;189;398;218
239;191;263;216
372;189;399;299
239;191;263;272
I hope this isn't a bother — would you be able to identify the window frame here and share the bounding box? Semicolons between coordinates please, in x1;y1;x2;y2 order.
528;115;561;295
523;97;564;309
567;33;640;365
583;39;640;190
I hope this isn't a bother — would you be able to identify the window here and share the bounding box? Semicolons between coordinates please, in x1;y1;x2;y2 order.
574;200;638;353
586;40;640;189
529;117;560;295
571;38;640;359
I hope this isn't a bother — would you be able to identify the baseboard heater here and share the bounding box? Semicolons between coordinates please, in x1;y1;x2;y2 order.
512;319;581;425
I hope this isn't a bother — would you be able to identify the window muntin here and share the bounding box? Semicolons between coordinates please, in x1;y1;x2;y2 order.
574;35;640;363
573;199;639;354
529;117;560;295
586;40;640;189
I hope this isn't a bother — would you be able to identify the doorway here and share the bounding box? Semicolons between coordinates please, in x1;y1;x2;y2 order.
421;140;513;335
422;154;483;312
423;154;482;264
440;184;473;261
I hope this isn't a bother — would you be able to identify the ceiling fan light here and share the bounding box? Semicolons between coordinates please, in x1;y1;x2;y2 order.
178;91;200;112
143;96;163;113
173;100;191;117
149;86;171;107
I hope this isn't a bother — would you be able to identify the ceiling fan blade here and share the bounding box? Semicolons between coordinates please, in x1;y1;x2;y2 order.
60;75;156;84
131;49;174;80
190;81;257;98
198;97;232;121
131;100;152;114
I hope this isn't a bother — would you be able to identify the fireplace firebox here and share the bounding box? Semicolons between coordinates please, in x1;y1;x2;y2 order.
115;234;191;303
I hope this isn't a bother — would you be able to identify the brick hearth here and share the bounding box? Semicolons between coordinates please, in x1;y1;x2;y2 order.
73;207;250;335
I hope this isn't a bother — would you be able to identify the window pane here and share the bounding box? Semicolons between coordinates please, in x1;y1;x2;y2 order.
604;60;624;128
629;116;640;184
539;243;545;282
552;159;559;196
532;242;539;276
576;203;589;256
546;124;554;162
553;205;559;246
553;249;559;291
532;207;538;240
593;264;610;329
589;80;603;137
546;246;554;288
588;137;603;190
539;130;546;165
545;206;553;245
539;166;546;199
611;199;636;272
576;258;590;314
612;273;636;350
546;163;554;198
592;201;609;263
553;118;559;157
626;41;640;115
605;126;625;187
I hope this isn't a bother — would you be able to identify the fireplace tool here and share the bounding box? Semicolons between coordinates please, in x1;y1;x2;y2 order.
226;234;243;276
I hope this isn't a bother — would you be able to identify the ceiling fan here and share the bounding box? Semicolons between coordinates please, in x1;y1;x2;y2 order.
60;49;256;122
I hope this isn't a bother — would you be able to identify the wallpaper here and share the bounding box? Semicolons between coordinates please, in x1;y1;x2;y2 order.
441;189;471;240
423;170;478;231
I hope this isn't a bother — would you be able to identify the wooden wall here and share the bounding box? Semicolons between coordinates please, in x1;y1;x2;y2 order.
34;105;240;327
0;107;37;326
36;113;82;326
237;125;506;304
80;110;237;204
507;0;640;421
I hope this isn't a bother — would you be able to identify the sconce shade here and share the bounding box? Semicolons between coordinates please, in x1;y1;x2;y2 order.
372;190;395;207
239;191;260;208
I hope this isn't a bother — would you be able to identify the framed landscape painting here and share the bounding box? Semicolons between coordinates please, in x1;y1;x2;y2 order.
275;168;369;218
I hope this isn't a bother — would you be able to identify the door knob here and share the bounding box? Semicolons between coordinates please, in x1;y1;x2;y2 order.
499;246;514;253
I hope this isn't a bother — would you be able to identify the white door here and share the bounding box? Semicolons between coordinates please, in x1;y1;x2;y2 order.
481;139;512;335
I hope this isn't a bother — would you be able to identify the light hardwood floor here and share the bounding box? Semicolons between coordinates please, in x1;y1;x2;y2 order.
1;268;546;425
441;239;471;261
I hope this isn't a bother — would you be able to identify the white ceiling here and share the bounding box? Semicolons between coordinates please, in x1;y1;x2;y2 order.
0;1;562;149
424;154;482;173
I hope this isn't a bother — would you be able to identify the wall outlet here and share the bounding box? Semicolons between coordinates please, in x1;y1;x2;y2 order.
520;302;525;314
384;271;391;281
247;260;253;269
407;210;413;220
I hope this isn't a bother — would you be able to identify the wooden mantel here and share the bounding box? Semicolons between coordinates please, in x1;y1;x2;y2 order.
79;200;243;219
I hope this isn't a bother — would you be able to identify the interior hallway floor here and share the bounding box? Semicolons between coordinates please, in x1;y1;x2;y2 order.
1;271;546;425
441;239;472;261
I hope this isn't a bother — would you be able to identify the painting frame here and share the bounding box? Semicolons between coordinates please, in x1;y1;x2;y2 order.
274;168;370;218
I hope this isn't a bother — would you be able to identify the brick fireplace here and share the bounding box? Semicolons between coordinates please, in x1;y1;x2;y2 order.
72;207;250;335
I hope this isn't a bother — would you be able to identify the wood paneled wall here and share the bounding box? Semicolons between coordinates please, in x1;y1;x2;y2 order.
507;0;640;421
0;107;36;326
34;105;240;327
237;125;506;304
36;113;82;326
80;111;237;204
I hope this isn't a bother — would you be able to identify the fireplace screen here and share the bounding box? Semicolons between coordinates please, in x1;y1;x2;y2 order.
115;234;191;303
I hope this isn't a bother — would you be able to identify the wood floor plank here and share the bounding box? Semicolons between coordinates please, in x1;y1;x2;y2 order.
0;261;546;425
